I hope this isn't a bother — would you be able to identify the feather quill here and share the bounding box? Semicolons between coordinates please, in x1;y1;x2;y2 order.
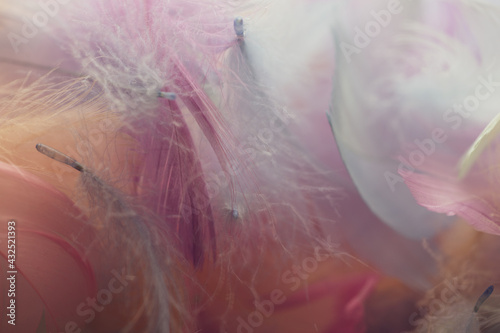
37;143;190;332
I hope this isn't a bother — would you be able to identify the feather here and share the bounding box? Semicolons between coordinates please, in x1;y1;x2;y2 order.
0;0;360;331
9;0;500;332
36;143;191;332
0;162;97;333
330;0;458;239
329;0;500;239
